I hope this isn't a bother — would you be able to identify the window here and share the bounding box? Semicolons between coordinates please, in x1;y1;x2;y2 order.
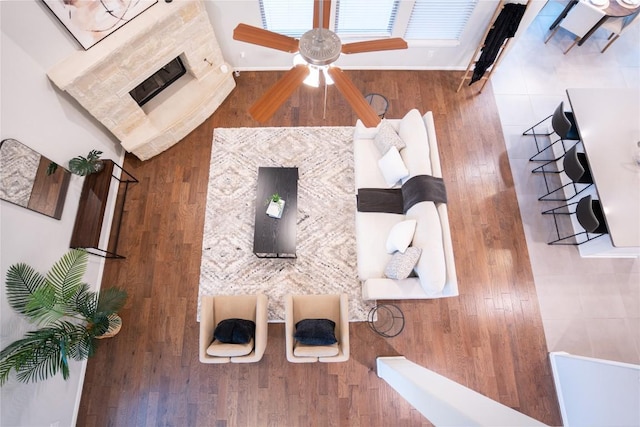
404;0;478;41
260;0;313;38
335;0;400;38
258;0;479;44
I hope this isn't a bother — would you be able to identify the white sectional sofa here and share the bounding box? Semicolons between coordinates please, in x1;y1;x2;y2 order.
353;109;458;300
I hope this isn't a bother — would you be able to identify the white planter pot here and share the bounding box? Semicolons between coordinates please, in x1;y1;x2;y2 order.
266;199;285;218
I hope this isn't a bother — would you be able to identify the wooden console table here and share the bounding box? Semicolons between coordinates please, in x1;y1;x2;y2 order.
69;160;137;258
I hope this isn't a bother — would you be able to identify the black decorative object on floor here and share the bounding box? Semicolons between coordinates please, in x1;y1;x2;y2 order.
367;304;405;338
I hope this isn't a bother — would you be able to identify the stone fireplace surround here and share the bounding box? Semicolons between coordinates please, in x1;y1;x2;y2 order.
47;0;235;161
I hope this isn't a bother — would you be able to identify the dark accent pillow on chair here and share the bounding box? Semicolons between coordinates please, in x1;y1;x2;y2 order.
294;318;337;345
213;318;256;344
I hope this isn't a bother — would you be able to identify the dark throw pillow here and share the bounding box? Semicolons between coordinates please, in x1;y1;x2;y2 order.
213;318;256;344
294;318;338;346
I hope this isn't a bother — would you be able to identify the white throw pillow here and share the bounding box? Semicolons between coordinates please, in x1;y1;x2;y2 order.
398;109;432;181
385;247;422;279
386;219;417;254
374;119;406;155
377;146;409;187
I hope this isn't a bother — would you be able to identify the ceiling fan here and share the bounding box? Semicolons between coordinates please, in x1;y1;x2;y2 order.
233;0;408;127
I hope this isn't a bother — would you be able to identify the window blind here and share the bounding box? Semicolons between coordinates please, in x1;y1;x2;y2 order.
260;0;314;37
405;0;478;40
335;0;399;37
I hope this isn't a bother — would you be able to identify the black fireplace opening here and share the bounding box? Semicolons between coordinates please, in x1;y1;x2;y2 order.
129;56;187;107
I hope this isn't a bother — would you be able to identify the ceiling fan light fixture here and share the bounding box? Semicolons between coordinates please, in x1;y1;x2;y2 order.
304;67;320;87
233;0;407;126
293;54;334;87
298;28;342;66
322;67;334;85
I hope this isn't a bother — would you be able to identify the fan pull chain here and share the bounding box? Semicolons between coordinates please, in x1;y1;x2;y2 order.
323;77;328;120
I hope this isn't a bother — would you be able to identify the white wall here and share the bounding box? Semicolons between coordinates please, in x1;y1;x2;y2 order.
549;352;640;426
377;356;547;426
0;1;123;426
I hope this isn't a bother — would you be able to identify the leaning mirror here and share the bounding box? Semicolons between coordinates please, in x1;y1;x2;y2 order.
0;138;71;219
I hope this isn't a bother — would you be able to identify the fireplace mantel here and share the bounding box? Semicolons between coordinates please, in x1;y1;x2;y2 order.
47;0;234;161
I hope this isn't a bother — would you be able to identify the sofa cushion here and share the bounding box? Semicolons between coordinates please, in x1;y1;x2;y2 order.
406;202;446;294
354;117;384;139
206;338;254;357
386;219;417;254
213;318;256;344
354;139;391;190
374;119;406;154
385;246;422;279
294;318;338;345
378;146;409;187
356;212;403;279
398;109;432;179
293;341;339;357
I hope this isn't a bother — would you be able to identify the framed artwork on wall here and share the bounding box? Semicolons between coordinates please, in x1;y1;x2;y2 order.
42;0;158;50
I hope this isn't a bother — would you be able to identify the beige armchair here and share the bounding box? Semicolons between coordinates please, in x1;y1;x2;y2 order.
199;294;268;364
284;294;350;363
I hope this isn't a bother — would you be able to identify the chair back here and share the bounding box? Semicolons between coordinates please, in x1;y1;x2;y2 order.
563;145;592;183
214;294;258;322
560;1;606;37
552;102;572;139
601;16;626;34
602;10;640;34
576;195;608;234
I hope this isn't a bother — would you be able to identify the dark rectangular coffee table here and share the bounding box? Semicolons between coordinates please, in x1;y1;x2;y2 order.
253;167;298;258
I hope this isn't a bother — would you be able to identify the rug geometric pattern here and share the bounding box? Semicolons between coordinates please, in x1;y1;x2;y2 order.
199;127;375;322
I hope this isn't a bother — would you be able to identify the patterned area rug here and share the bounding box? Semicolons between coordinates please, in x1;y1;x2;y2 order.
199;127;374;322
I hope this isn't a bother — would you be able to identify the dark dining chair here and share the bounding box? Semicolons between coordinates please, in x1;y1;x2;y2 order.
532;144;592;202
523;102;580;162
542;195;608;245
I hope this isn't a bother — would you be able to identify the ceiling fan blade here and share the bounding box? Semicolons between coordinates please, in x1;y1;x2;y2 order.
313;0;331;29
233;23;299;53
248;65;310;123
341;38;408;54
327;67;381;128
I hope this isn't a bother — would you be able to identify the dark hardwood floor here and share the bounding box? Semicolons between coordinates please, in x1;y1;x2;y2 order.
77;70;562;426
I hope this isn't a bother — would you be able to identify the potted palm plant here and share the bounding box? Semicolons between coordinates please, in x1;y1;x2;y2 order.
0;249;127;385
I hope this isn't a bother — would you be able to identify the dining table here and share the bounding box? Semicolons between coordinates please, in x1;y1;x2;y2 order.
550;0;640;45
566;88;640;251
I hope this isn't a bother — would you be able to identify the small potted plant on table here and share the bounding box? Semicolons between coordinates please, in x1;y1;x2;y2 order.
266;193;285;218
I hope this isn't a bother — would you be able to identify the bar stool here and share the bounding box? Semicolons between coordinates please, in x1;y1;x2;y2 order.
364;93;389;119
542;195;608;245
532;144;593;202
522;102;580;162
599;11;640;53
544;0;606;54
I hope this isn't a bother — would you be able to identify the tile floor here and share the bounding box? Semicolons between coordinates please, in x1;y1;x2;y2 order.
491;1;640;364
